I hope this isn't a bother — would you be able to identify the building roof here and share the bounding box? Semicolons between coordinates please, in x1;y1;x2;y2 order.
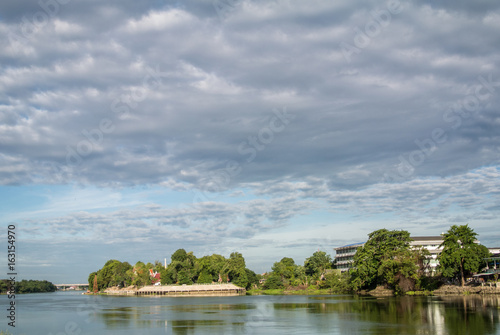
334;242;365;250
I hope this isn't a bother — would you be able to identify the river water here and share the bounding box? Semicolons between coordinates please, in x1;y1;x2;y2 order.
11;291;500;334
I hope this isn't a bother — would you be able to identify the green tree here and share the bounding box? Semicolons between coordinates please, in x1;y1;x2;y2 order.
350;229;419;292
271;257;299;287
437;224;490;286
223;252;248;288
131;261;150;287
164;249;199;284
245;268;259;290
15;280;56;293
90;260;133;290
263;274;284;290
197;270;213;284
304;251;332;279
198;254;227;282
319;270;350;293
171;249;188;262
292;265;307;286
88;272;97;290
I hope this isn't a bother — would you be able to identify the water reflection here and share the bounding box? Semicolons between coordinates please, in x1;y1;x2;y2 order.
271;295;500;335
439;296;500;335
81;294;500;334
94;300;253;334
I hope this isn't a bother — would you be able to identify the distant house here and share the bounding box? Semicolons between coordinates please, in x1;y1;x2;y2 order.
149;269;161;285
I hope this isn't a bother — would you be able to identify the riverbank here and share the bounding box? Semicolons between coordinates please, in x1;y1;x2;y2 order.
93;282;500;297
97;283;246;296
433;284;500;295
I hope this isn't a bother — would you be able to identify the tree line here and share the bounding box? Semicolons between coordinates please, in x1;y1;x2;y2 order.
88;224;491;294
88;250;259;291
0;279;57;294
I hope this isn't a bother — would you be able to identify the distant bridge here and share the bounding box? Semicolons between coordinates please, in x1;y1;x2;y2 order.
55;283;89;290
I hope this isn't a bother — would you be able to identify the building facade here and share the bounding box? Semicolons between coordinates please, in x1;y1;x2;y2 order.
334;236;445;274
333;242;365;273
409;236;444;275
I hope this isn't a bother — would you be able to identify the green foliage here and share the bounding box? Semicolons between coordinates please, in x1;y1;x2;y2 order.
0;280;8;293
292;265;307;286
177;269;193;285
319;271;351;293
131;261;150;287
350;229;419;292
0;279;56;293
89;250;255;290
89;260;135;290
304;251;333;278
197;270;213;284
224;252;248;288
171;249;188;262
437;224;490;286
419;275;444;291
263;274;284;290
272;257;297;283
198;254;226;282
88;272;96;290
245;268;260;290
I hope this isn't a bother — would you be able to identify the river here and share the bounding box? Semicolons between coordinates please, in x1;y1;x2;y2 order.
12;291;500;334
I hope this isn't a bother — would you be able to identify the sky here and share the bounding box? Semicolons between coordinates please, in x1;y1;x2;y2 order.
1;0;499;284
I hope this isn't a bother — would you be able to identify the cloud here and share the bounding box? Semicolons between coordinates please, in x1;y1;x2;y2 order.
1;0;499;281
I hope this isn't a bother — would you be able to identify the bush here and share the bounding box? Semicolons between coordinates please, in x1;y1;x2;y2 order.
263;275;284;290
419;276;444;291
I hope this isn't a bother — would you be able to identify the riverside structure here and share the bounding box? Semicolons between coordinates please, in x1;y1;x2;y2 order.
135;283;246;297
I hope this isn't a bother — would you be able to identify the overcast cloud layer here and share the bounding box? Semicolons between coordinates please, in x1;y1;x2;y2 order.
1;0;499;283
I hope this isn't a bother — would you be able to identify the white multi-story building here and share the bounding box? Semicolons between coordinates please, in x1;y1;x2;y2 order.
333;242;365;273
409;236;444;275
334;236;446;274
334;235;491;276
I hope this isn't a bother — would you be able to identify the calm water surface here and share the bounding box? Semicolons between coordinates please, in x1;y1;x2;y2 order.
13;291;500;334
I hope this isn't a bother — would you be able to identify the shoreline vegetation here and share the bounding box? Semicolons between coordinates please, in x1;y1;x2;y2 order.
94;283;500;297
0;279;56;294
88;224;500;298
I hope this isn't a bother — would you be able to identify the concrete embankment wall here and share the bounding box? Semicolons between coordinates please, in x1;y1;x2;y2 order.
136;283;246;297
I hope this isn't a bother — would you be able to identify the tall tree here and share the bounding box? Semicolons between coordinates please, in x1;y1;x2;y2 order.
438;225;490;286
223;252;248;288
271;257;298;286
350;229;419;292
304;251;332;278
